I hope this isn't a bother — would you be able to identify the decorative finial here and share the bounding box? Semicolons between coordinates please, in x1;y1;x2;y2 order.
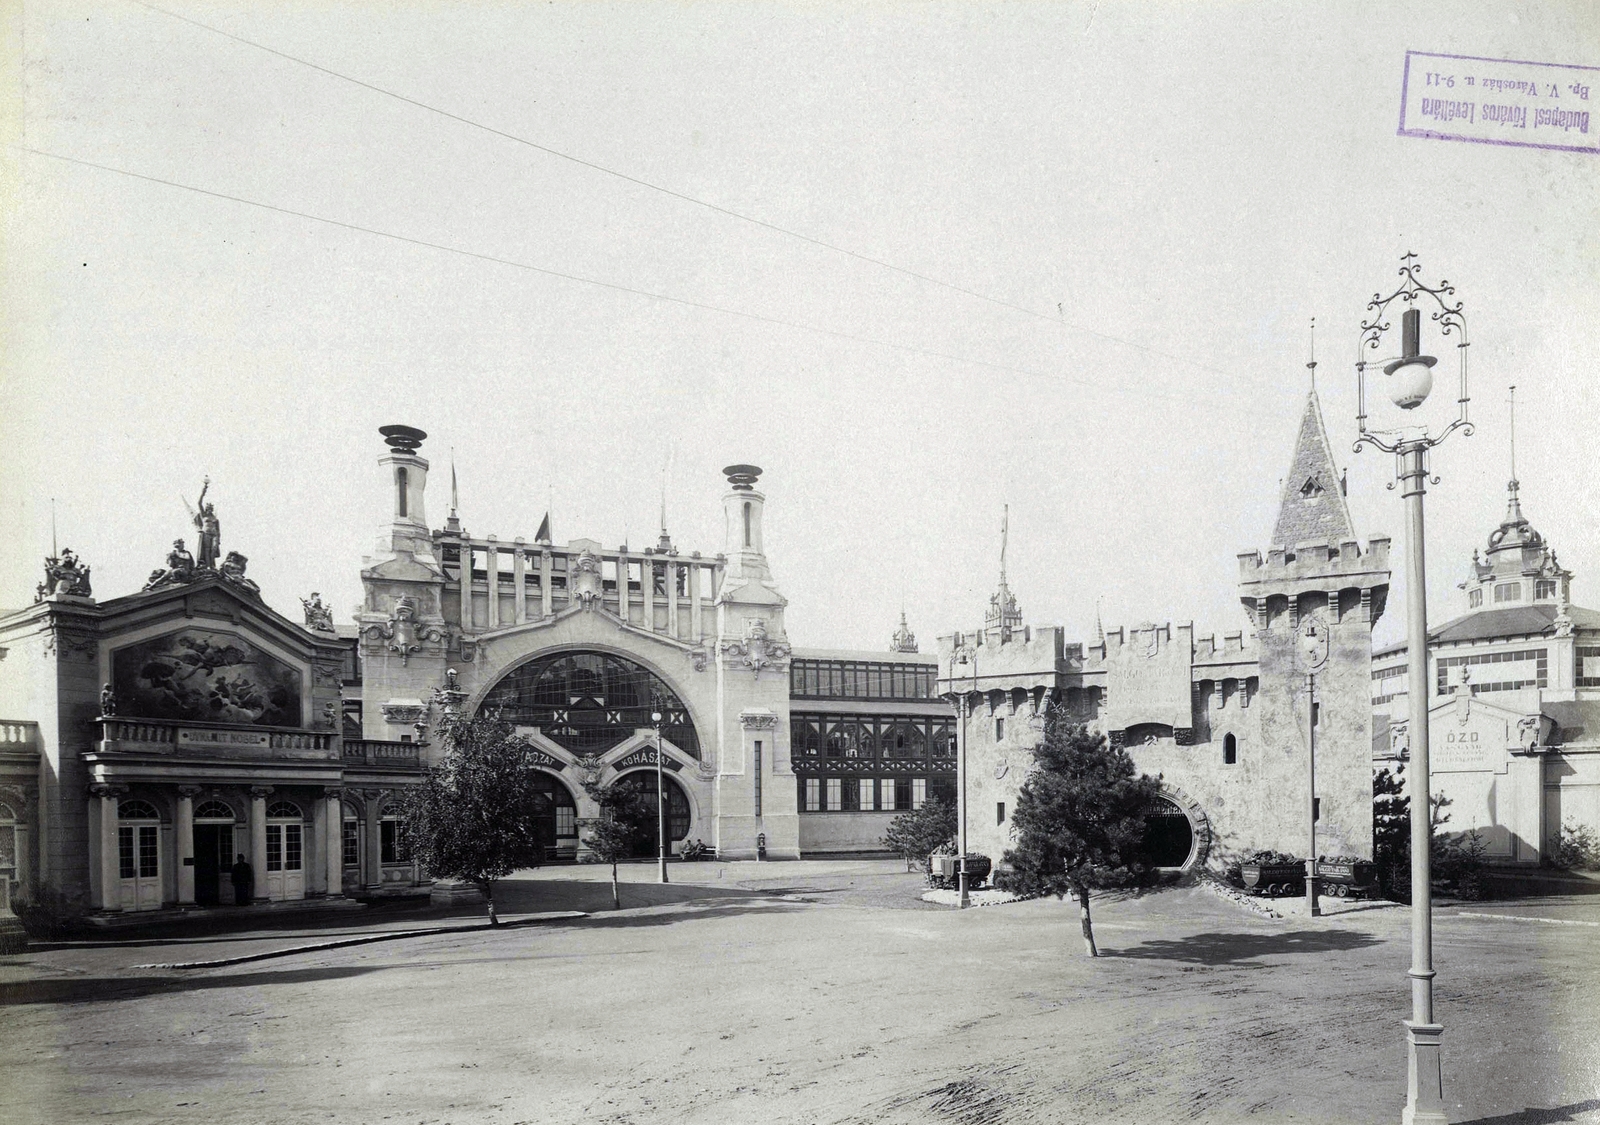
378;424;426;454
1508;384;1518;487
1307;316;1317;392
450;448;459;517
723;464;763;491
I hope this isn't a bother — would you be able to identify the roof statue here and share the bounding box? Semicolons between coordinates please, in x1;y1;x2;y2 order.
1271;392;1358;549
36;547;92;601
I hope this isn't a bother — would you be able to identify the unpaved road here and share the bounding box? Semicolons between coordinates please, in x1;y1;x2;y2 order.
2;864;1596;1125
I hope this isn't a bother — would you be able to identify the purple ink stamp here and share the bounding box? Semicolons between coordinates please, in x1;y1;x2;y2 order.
1399;50;1597;155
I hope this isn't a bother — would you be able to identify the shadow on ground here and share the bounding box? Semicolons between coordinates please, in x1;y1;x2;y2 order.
0;964;379;1007
1456;1100;1600;1125
1105;929;1383;965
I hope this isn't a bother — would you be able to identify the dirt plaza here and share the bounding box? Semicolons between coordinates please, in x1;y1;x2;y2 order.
2;860;1597;1125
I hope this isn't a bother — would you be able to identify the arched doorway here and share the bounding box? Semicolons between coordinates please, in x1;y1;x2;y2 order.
612;770;691;858
117;799;163;911
192;800;237;906
1141;797;1195;869
531;772;579;857
264;800;306;901
480;650;700;758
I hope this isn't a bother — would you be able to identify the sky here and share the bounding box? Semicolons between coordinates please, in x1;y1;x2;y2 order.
2;0;1597;655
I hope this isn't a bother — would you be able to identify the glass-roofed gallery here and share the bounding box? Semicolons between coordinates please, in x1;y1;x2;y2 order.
480;651;701;757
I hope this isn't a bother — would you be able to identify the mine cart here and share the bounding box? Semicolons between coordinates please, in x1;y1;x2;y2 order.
1240;860;1306;898
1314;859;1380;898
927;853;993;890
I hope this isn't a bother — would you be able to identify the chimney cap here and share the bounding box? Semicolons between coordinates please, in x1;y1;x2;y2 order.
379;425;427;454
722;464;763;490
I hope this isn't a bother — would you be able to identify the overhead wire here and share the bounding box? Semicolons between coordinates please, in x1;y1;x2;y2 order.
21;143;1236;411
129;0;1240;383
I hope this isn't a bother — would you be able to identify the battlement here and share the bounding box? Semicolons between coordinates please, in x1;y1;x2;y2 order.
1237;535;1391;583
935;625;1068;694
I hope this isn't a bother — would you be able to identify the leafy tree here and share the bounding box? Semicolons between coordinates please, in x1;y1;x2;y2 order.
583;784;654;909
998;714;1163;957
399;713;548;924
882;796;956;872
1372;765;1465;901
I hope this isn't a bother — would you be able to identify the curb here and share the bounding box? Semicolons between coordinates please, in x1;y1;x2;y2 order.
131;910;590;970
1450;911;1600;928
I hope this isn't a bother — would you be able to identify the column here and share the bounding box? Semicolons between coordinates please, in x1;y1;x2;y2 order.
643;552;656;632
459;545;474;630
249;786;271;903
90;785;122;912
513;540;527;624
667;557;680;639
690;559;703;643
364;789;384;892
486;538;500;629
325;791;345;898
176;786;200;905
310;791;329;896
617;548;630;624
540;550;553;618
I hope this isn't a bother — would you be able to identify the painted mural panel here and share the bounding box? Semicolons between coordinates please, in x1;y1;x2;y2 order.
112;630;302;727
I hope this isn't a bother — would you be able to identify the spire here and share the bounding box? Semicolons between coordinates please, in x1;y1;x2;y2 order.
986;504;1022;639
890;610;918;653
444;449;462;534
1271;392;1357;549
1095;597;1105;646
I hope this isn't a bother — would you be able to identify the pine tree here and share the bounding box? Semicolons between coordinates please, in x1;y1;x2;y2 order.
882;796;957;873
1001;713;1163;957
399;713;548;924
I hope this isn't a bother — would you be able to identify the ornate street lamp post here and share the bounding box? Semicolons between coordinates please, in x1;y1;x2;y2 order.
652;710;669;885
1352;253;1472;1125
952;640;978;909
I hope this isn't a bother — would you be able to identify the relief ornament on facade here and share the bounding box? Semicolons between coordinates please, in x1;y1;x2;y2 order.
570;550;604;610
363;595;444;665
720;618;791;676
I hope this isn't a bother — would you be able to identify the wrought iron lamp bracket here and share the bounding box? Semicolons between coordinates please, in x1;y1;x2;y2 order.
1353;253;1474;470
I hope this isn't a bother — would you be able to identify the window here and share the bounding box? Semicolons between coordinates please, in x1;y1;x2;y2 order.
266;801;302;820
995;717;1005;741
804;778;820;812
1436;648;1548;696
395;467;408;517
1494;582;1522;603
381;817;410;864
1224;733;1238;765
118;800;159;821
1577;647;1600;688
880;778;897;811
825;778;842;812
341;816;359;867
996;802;1006;825
912;778;927;810
194;800;234;820
753;742;762;818
743;501;752;548
894;777;912;811
858;778;875;811
1469;589;1483;608
1536;579;1557;600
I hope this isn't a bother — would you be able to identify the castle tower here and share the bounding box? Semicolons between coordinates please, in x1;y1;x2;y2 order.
1238;392;1391;859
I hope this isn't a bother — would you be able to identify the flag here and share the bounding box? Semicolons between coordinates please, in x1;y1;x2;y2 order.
536;512;551;542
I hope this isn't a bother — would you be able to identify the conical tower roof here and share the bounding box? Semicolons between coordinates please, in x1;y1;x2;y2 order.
1271;392;1356;548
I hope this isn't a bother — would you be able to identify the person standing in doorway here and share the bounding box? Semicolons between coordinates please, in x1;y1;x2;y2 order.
230;853;254;906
